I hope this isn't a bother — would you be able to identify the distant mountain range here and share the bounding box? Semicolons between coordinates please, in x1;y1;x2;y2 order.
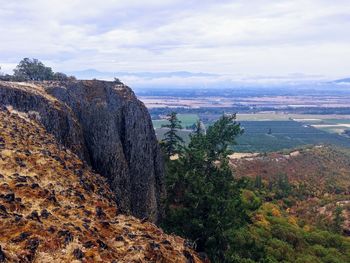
65;69;350;89
334;77;350;83
67;69;219;80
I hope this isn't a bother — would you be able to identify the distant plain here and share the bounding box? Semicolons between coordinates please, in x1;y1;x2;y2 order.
137;86;350;153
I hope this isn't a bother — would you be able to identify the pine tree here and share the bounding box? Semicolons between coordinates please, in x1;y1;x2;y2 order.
255;175;262;189
276;173;291;198
332;206;344;234
162;114;247;261
193;119;205;135
161;112;184;157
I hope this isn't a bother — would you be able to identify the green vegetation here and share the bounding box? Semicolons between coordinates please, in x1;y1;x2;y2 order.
162;113;350;262
162;114;245;262
155;128;192;143
153;114;199;129
227;202;350;263
13;58;55;81
0;58;75;81
295;118;350;135
236;121;350;152
332;206;345;234
231;175;350;263
155;120;350;153
160;112;184;157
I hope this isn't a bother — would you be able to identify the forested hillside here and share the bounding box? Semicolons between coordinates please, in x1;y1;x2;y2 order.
161;113;350;263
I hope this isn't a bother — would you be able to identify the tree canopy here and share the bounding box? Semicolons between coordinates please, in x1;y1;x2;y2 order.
1;58;75;81
162;114;247;261
160;112;184;157
13;58;54;81
161;113;350;263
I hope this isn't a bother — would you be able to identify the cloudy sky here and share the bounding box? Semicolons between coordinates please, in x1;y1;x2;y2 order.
0;0;349;87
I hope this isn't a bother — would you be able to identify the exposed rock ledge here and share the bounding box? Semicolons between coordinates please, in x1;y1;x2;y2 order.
0;80;165;222
0;107;201;262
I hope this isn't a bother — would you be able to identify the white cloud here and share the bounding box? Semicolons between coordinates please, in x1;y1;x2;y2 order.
0;0;349;85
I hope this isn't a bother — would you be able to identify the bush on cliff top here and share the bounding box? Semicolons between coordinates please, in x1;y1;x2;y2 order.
1;58;75;81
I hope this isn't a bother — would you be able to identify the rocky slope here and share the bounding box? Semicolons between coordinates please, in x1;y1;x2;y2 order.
0;107;201;262
0;80;164;222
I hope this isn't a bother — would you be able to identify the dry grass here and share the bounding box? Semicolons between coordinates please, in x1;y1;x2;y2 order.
0;108;201;263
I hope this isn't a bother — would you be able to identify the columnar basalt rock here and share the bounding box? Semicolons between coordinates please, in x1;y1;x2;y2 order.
0;80;165;222
0;108;201;262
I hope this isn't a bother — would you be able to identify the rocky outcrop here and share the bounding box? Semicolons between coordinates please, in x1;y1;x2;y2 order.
0;108;201;262
0;80;165;222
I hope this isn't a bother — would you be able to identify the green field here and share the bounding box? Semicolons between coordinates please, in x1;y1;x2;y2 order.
152;114;199;129
235;121;350;152
155;128;192;144
294;118;350;134
236;113;350;121
155;120;350;153
236;113;350;136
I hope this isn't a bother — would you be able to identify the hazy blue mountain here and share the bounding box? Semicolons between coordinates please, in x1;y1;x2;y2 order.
67;69;219;80
334;77;350;83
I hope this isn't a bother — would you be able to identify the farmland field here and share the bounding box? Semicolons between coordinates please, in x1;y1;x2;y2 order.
154;119;350;153
235;121;350;152
236;114;350;136
155;128;192;144
152;114;199;129
293;118;350;134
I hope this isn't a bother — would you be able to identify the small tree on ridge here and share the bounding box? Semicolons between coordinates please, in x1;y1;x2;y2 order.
161;112;184;157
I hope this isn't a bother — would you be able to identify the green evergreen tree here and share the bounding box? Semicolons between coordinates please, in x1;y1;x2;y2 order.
162;115;350;263
193;119;205;136
332;206;344;234
255;175;262;189
162;114;248;262
276;173;291;198
161;112;184;157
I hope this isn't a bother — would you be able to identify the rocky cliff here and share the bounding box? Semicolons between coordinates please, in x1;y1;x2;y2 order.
0;80;164;222
0;107;201;262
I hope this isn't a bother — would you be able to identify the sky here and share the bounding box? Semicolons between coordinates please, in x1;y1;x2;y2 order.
0;0;349;87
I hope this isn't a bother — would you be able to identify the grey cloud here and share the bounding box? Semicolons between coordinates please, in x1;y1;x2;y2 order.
0;0;349;83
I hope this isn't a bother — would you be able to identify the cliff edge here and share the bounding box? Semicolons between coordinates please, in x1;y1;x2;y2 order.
0;80;164;222
0;107;200;262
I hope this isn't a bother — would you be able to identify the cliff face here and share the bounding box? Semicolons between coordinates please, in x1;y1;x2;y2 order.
0;80;164;222
0;108;201;262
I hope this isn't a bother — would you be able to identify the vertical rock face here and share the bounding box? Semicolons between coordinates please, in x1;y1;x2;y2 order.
0;108;201;262
0;80;165;222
